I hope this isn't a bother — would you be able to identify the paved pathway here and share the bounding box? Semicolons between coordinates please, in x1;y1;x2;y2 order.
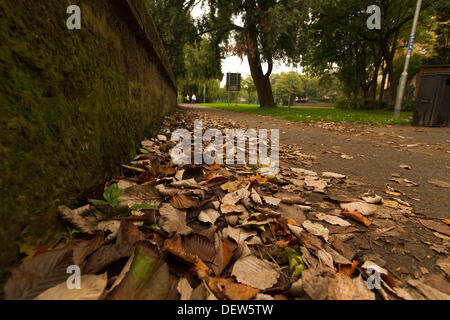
179;104;450;219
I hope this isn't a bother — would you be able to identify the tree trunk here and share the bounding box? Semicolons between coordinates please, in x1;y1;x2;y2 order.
247;54;275;108
387;31;400;103
378;62;388;107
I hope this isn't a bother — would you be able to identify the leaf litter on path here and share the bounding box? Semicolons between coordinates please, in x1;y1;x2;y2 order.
6;109;449;301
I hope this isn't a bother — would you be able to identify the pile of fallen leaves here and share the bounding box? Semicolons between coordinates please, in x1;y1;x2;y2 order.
4;111;449;300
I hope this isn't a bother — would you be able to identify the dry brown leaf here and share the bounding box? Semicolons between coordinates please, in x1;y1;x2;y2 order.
291;168;317;176
159;203;192;236
4;247;75;300
250;189;263;205
204;172;228;184
116;221;145;245
340;202;378;216
436;257;450;277
273;192;306;205
302;220;329;242
220;203;246;214
407;279;450;300
34;274;108;300
362;195;383;204
428;179;450;188
170;194;200;209
322;172;346;179
84;244;133;274
263;196;281;206
183;234;216;263
302;269;329;300
198;208;221;225
212;240;233;276
207;277;259;300
171;178;201;189
231;255;280;290
278;203;306;225
57;205;97;234
304;176;329;193
316;213;351;227
221;188;251;205
327;273;360;300
177;278;193;300
119;185;162;208
220;180;241;193
419;219;450;237
222;226;257;245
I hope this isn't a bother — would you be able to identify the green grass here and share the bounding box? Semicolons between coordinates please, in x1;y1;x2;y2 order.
201;103;413;126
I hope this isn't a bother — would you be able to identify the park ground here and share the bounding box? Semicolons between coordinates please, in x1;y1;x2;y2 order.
201;103;414;126
182;103;450;219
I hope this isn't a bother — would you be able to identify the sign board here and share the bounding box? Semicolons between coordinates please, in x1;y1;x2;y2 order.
226;73;241;92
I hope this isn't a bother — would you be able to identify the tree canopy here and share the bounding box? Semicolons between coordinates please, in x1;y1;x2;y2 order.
202;0;309;107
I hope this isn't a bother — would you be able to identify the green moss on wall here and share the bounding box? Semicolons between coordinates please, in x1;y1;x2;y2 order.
0;0;177;289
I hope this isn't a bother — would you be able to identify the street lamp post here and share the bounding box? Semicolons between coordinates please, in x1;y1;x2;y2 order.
393;0;423;118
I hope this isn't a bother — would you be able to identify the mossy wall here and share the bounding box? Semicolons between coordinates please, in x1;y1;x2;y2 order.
0;0;177;288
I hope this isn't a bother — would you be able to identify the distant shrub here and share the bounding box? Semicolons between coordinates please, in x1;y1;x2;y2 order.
334;98;384;110
385;99;416;112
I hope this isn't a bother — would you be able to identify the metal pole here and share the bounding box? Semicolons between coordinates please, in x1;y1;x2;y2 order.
204;84;206;104
393;0;423;118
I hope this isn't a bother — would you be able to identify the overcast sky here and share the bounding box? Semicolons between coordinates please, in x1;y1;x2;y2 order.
191;3;302;86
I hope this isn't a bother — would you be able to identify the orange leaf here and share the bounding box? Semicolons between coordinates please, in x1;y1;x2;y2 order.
205;163;221;171
193;259;212;281
385;190;402;196
163;235;211;280
21;247;52;262
204;172;228;185
249;174;267;184
341;210;372;227
338;260;358;277
381;273;398;288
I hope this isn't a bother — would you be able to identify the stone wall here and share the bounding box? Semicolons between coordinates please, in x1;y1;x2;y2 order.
0;0;177;289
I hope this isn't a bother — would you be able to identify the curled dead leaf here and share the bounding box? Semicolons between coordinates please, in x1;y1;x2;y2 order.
341;210;372;227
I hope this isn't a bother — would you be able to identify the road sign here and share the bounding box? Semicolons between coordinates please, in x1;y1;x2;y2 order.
226;73;241;92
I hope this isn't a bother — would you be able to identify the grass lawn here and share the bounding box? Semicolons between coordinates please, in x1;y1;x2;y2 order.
200;103;413;126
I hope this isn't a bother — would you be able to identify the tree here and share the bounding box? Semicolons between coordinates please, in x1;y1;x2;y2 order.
241;76;257;104
271;72;304;105
178;38;223;99
203;0;309;108
303;0;433;107
427;0;450;64
147;0;198;79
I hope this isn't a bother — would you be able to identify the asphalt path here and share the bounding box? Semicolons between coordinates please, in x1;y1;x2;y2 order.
180;104;450;219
